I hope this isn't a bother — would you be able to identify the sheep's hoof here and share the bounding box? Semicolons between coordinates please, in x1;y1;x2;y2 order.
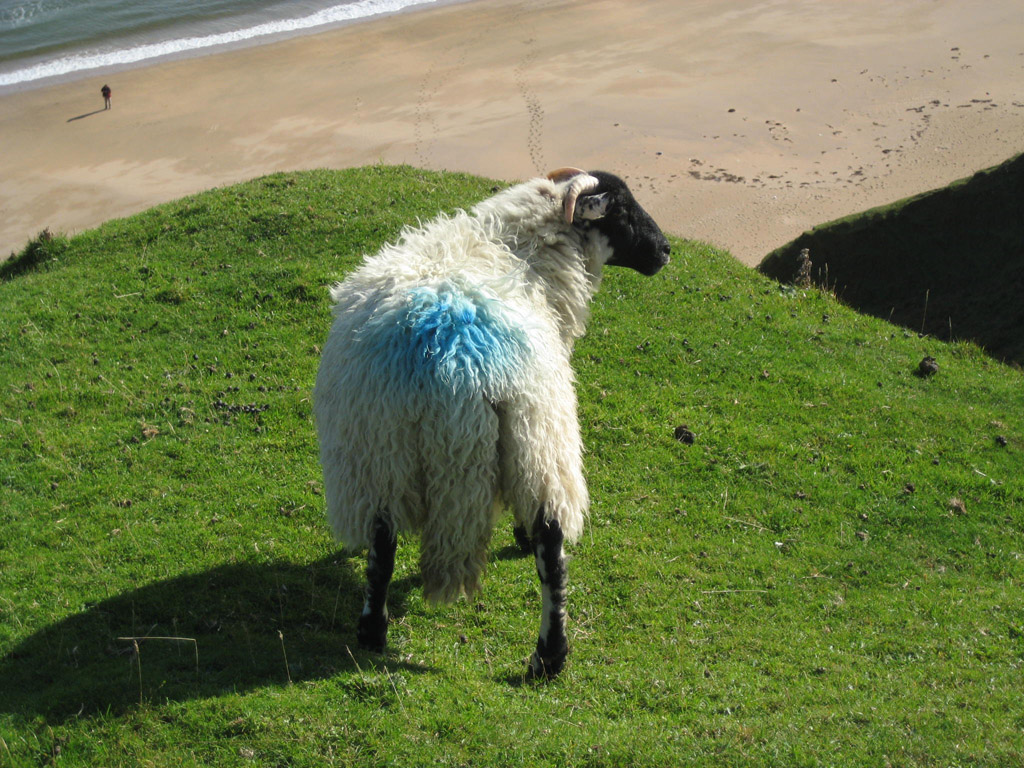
527;638;568;679
512;524;532;554
356;612;388;653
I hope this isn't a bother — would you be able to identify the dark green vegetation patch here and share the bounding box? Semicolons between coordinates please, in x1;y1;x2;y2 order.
1;167;1022;767
759;153;1024;365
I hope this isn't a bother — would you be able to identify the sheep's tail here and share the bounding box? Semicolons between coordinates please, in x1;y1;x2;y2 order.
417;397;503;602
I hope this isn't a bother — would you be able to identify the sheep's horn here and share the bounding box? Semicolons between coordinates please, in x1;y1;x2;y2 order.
547;168;600;224
546;167;588;184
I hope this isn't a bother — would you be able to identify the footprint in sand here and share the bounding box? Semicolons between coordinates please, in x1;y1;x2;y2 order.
412;67;437;167
766;120;792;143
412;45;468;168
514;39;546;175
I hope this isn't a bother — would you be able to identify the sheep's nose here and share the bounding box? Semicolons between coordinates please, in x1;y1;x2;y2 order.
658;238;671;261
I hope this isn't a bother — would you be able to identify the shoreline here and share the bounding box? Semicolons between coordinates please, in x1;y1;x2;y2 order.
0;0;475;95
2;0;1022;266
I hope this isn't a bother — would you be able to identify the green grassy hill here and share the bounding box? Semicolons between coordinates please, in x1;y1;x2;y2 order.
759;153;1024;365
1;167;1022;767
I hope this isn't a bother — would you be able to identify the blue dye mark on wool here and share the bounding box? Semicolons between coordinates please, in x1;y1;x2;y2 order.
362;286;529;398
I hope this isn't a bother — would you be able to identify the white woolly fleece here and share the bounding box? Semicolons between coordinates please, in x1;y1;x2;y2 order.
314;176;614;602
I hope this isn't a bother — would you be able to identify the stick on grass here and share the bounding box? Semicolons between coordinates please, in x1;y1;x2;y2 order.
278;630;292;685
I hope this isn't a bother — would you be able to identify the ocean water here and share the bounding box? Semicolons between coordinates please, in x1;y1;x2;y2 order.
0;0;441;88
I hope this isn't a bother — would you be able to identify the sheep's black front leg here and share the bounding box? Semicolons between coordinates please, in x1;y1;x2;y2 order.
512;523;532;554
529;510;569;678
356;515;395;653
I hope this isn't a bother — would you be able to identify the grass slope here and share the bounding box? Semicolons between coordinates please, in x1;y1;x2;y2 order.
758;153;1024;365
1;166;1022;767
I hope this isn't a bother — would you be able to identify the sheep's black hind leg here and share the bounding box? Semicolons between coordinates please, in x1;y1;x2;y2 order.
529;509;568;678
356;515;395;653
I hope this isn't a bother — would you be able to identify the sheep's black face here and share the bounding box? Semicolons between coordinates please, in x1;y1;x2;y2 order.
577;171;671;276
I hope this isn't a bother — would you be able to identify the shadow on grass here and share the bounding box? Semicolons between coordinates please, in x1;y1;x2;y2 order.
759;152;1024;365
0;556;427;721
491;544;533;562
1;229;68;281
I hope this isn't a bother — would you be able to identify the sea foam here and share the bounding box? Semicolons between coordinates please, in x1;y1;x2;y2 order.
0;0;437;87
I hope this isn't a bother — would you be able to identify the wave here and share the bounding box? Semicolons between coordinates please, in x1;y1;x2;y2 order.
0;0;437;87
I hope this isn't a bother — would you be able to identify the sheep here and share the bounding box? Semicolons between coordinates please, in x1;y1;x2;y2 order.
313;167;670;677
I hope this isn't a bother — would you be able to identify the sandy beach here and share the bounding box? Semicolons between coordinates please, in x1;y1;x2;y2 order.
1;0;1022;265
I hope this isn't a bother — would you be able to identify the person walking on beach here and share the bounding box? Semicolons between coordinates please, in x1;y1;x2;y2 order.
101;84;111;110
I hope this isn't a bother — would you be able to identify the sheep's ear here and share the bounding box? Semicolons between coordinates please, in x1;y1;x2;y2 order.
574;192;611;222
558;173;601;224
